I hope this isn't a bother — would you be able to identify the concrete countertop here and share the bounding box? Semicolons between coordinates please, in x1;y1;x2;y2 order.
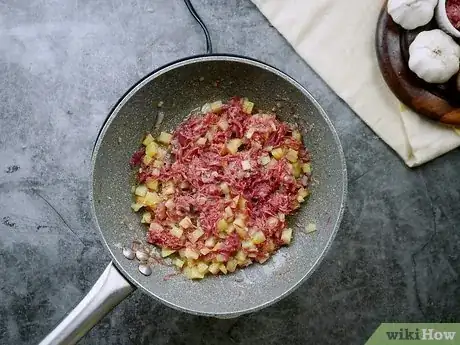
0;0;459;344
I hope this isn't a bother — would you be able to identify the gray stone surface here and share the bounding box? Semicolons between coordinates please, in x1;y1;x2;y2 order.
0;0;459;344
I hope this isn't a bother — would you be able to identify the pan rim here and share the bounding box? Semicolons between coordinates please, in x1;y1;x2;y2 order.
90;53;348;317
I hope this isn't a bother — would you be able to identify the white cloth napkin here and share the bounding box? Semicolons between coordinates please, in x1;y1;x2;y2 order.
251;0;460;167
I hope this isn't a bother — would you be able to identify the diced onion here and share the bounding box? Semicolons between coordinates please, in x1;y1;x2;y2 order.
189;228;204;243
184;248;200;260
208;262;220;274
251;231;266;244
241;160;251;171
306;223;317;233
146;179;159;191
142;134;155;146
161;248;176;257
135;185;148;197
179;216;193;229
281;228;293;245
271;148;284;160
157;132;172;145
141;212;152;223
145;142;158;158
170;226;183;238
144;191;161;206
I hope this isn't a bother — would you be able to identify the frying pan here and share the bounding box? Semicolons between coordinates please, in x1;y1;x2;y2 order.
38;54;347;345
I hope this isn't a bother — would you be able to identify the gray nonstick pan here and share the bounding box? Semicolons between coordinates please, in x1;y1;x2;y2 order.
39;55;347;345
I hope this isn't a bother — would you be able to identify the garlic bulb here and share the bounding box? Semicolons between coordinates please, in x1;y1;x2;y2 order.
409;29;460;84
387;0;437;30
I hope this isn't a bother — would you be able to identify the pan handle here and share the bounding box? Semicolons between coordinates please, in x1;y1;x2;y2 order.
39;262;135;345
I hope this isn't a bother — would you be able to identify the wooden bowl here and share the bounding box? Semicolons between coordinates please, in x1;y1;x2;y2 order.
376;3;460;125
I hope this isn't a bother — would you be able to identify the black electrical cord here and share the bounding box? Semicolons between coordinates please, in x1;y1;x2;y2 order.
183;0;213;54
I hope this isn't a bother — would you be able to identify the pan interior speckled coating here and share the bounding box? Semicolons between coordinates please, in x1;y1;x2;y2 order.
91;55;347;317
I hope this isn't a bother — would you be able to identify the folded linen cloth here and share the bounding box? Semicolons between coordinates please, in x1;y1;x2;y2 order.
251;0;460;167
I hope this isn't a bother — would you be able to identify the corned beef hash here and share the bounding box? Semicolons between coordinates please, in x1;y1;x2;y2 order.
129;98;312;279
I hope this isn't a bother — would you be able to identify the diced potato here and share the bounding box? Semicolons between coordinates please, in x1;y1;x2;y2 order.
281;228;293;245
226;139;242;154
196;262;209;274
219;263;228;274
286;149;298;163
302;163;312;174
267;216;279;228
189;228;204;243
220;182;230;195
278;213;286;222
265;239;276;252
145;142;159;158
144;191;161;206
217;118;229;131
226;225;235;234
235;226;248;238
153;160;164;168
184;266;204;279
201;103;211;113
257;254;269;264
217;219;229;232
157;132;172;145
174;258;185;268
170;226;183;239
235;250;247;263
224;206;234;220
165;199;176;211
216;254;227;263
179;216;193;229
271;147;284;160
161;248;176;257
142;134;155;146
238;197;247;210
208;262;220;275
145;179;158;191
184;248;200;260
136;196;145;204
212;242;224;251
251;231;266;244
292;162;302;178
297;188;310;203
205;237;217;248
306;223;317;233
233;217;246;229
211;100;223;113
245;128;255;139
241;160;251;170
143;155;153;165
226;259;238;273
156;147;167;160
135;185;148;197
292;130;302;141
141;212;152;223
200;247;211;256
260;156;271;165
162;181;175;195
242;240;255;250
197;137;207;146
131;203;144;212
242;100;254;114
131;186;136;193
